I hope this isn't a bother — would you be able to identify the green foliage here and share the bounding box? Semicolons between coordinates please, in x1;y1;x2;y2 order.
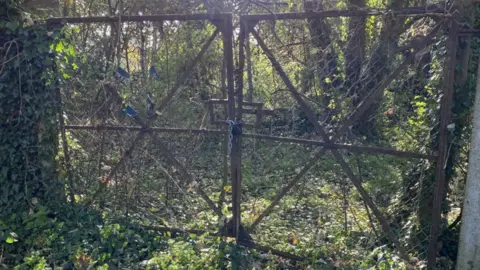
0;201;267;269
14;252;47;270
2;0;477;269
0;13;61;215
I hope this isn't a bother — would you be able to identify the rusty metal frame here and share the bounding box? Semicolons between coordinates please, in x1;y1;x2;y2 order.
426;18;459;269
64;125;437;160
53;14;228;220
207;99;264;128
53;12;274;259
47;13;232;25
238;6;447;21
51;7;458;266
238;11;452;266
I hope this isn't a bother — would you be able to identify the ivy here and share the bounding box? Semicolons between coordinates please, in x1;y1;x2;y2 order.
0;4;67;217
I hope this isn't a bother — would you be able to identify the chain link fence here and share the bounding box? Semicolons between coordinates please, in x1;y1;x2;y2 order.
54;7;455;268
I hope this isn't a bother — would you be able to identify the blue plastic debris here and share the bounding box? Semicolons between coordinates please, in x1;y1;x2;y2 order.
124;105;138;117
149;66;160;80
115;67;130;83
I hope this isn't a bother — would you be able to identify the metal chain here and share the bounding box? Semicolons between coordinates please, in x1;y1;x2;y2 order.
226;120;235;155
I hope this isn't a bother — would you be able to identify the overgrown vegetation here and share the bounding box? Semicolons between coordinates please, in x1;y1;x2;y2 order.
1;0;479;269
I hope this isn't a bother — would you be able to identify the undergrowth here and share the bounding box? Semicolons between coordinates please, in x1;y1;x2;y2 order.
0;201;413;269
0;203;256;269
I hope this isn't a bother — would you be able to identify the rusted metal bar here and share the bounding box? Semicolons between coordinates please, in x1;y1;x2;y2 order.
84;131;147;209
240;6;447;21
47;13;230;25
83;24;222;209
156;28;220;112
241;108;259;114
252;30;326;140
238;240;306;262
233;14;245;241
331;151;412;264
221;13;242;240
251;29;413;265
65;125;225;135
148;132;223;217
427;19;459;270
242;133;437;160
248;148;327;231
46;7;447;26
218;134;229;208
246;133;435;229
249;27;343;231
246;130;435;231
207;99;264;128
218;57;229;211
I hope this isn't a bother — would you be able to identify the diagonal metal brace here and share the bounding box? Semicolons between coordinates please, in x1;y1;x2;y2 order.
248;21;444;265
83;25;223;209
248;21;444;232
148;132;223;217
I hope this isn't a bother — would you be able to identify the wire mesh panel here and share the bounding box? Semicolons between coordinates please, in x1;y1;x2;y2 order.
50;5;457;268
55;14;231;235
236;8;452;268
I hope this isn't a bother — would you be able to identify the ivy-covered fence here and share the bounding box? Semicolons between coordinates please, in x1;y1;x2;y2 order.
0;2;62;217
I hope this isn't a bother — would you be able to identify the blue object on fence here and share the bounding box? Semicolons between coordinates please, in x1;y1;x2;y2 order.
150;66;160;80
115;67;130;82
124;105;138;117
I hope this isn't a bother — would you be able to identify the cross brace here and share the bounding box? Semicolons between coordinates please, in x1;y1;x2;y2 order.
244;19;445;266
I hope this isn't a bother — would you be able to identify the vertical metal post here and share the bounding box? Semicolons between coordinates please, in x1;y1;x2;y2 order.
222;13;241;239
234;17;246;240
218;48;230;211
427;18;458;269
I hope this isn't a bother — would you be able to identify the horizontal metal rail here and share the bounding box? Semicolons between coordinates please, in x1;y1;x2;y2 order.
240;6;448;21
65;125;436;159
65;124;225;135
46;6;450;26
243;133;437;160
47;13;230;25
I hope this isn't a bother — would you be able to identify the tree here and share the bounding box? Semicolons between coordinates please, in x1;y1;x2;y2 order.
456;58;480;270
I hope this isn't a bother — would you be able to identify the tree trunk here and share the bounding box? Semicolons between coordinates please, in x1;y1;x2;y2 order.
350;0;405;140
456;60;480;270
345;0;366;104
305;1;340;121
305;0;408;138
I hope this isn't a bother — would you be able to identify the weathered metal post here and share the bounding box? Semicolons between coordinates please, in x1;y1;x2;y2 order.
427;17;459;269
221;13;243;239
